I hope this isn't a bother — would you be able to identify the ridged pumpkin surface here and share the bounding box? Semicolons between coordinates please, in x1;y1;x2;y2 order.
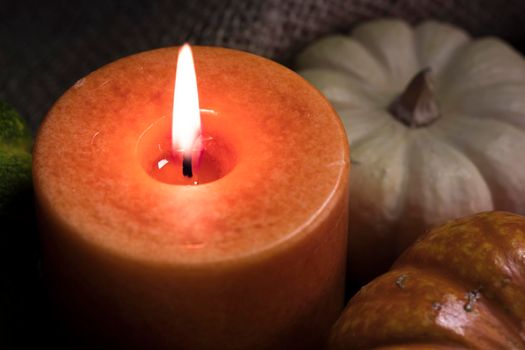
296;19;525;282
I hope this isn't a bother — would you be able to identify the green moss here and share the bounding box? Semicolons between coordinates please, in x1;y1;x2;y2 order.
0;102;32;213
0;102;31;152
0;151;32;211
0;102;37;347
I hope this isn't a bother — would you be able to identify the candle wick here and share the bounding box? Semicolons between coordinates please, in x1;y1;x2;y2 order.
182;155;193;177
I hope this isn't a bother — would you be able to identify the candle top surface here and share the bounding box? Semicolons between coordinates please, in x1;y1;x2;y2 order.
34;46;348;266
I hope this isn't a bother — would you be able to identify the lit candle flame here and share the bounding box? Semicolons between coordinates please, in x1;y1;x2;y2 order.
172;44;201;176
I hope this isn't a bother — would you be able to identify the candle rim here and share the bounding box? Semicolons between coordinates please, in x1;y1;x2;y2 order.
34;162;348;268
33;45;350;266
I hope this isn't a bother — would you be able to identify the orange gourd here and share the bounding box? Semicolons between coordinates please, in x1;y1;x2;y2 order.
329;211;525;349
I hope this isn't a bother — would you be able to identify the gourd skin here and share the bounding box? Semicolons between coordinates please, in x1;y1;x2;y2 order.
296;19;525;283
328;211;525;350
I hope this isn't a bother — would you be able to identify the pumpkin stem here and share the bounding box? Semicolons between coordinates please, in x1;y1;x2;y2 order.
388;68;440;128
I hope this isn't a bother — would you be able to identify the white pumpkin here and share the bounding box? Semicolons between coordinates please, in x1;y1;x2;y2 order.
295;19;525;283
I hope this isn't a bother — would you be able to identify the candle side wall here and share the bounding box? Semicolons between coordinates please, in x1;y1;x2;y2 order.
36;182;348;349
33;46;351;349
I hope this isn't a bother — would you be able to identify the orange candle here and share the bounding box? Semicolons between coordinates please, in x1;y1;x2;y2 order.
33;45;349;349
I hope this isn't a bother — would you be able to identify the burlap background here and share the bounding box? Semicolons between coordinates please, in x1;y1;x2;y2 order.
2;0;525;133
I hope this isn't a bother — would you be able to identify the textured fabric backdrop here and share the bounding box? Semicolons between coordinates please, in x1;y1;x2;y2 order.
2;0;525;133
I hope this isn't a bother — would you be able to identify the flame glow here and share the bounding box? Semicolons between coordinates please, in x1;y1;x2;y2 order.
172;44;201;156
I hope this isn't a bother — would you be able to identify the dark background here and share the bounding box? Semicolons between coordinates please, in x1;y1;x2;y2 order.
2;0;525;133
2;0;525;347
